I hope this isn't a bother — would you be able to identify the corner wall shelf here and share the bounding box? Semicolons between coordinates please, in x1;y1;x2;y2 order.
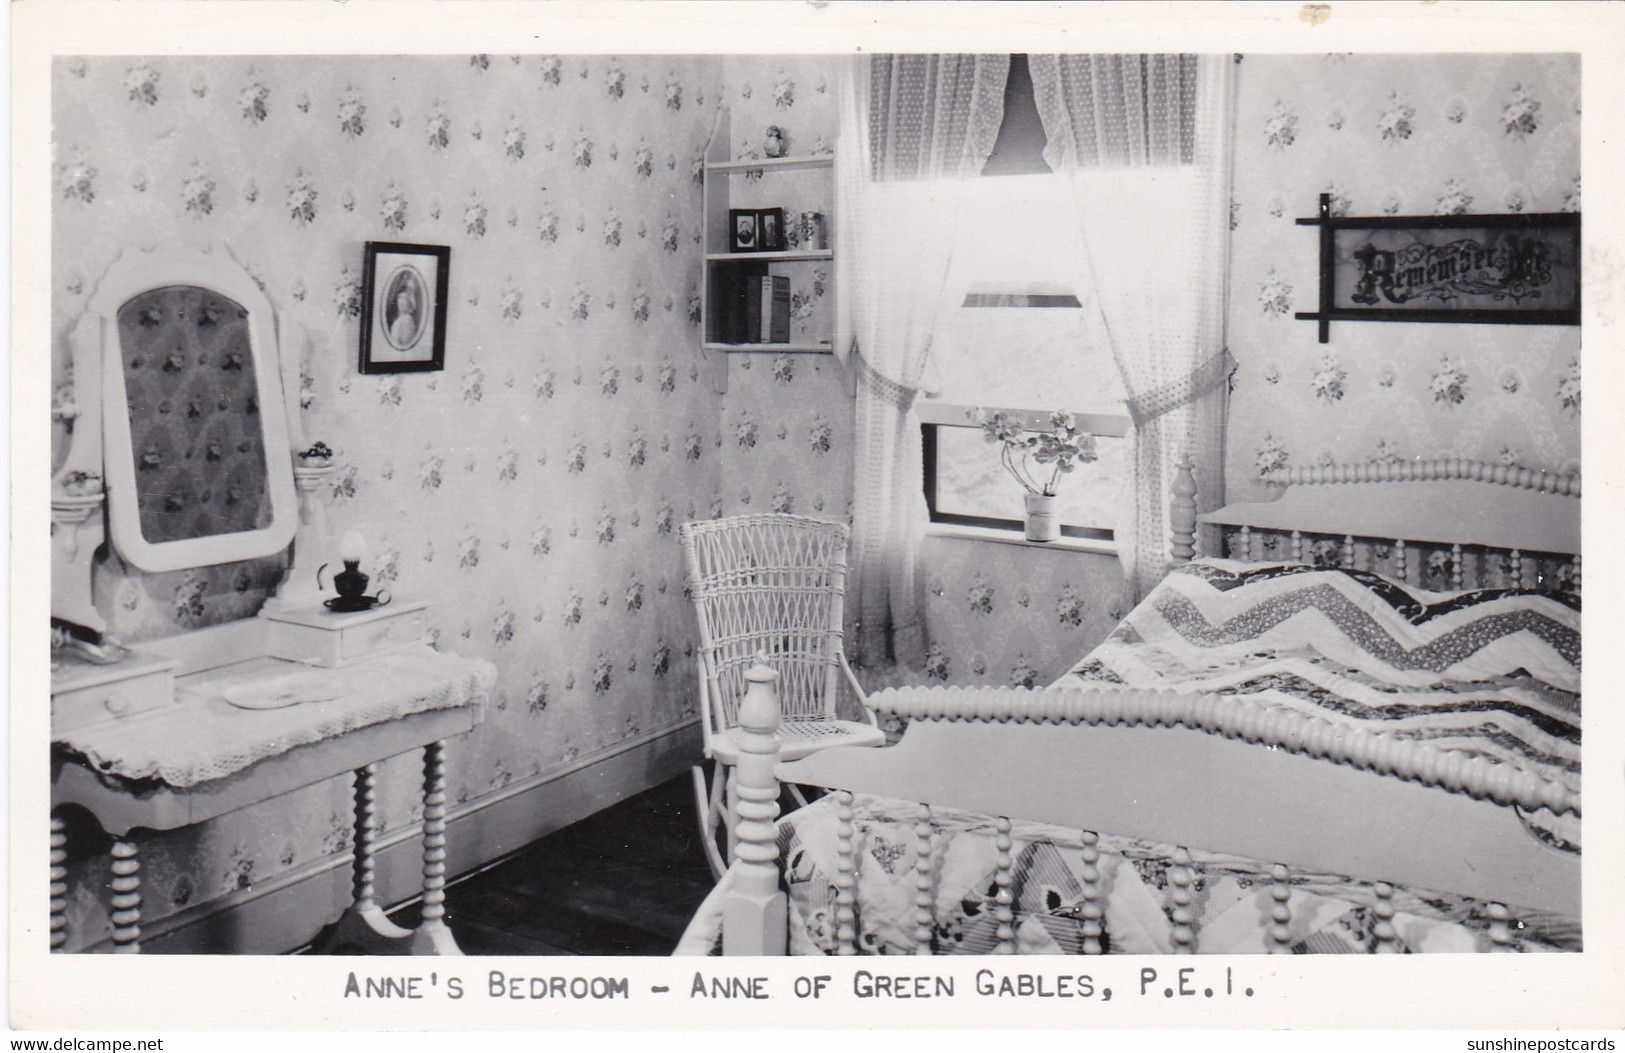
704;250;834;264
707;155;834;175
699;107;844;394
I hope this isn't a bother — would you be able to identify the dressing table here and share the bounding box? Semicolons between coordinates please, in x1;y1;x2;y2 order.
49;245;491;955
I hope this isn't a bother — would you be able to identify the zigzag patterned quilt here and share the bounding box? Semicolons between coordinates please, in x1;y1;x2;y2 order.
1061;558;1581;850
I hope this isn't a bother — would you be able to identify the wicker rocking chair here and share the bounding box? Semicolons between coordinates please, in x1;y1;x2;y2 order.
679;513;886;879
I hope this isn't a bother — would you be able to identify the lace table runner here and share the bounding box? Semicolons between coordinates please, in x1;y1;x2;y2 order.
55;644;496;789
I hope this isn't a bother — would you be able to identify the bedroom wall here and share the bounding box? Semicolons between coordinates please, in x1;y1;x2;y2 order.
1224;53;1582;505
719;51;1587;691
51;54;726;949
717;56;1132;691
716;57;851;529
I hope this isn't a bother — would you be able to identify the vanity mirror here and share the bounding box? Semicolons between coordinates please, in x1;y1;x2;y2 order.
53;245;300;635
50;247;483;958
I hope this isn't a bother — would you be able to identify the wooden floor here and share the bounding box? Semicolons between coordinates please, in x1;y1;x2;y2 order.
391;774;717;955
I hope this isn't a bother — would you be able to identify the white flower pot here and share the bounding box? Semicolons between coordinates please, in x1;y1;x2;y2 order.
1023;492;1060;542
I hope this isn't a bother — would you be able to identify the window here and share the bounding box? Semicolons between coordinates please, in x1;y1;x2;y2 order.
922;404;1129;543
919;169;1131;545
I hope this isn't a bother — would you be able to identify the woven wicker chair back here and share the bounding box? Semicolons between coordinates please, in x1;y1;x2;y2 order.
680;514;851;733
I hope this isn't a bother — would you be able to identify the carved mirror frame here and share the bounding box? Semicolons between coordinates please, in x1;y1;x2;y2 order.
59;246;299;580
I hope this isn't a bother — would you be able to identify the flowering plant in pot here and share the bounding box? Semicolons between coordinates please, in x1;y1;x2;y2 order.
970;408;1098;541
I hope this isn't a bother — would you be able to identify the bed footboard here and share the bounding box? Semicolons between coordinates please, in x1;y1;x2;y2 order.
709;674;1577;956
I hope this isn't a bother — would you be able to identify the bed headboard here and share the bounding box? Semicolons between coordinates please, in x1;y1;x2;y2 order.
1171;458;1581;593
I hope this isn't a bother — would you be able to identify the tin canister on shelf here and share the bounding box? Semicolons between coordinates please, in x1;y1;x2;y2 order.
800;211;827;250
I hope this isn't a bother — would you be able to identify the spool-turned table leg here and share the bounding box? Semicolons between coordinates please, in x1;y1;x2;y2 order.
352;762;384;914
407;740;461;955
109;838;142;953
50;813;68;952
317;750;460;954
315;762;414;952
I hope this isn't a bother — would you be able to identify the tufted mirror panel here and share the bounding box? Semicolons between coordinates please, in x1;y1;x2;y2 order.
114;285;276;545
58;246;299;604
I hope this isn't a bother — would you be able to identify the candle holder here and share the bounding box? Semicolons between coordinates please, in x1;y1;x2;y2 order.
319;558;390;612
318;530;390;612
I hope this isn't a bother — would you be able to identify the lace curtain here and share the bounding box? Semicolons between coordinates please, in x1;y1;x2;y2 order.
1029;53;1235;600
1032;53;1201;168
835;54;1010;668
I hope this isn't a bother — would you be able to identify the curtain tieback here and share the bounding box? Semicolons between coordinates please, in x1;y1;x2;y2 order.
852;346;919;411
1124;347;1235;428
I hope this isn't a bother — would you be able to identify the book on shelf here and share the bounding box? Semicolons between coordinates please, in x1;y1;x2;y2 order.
725;272;791;344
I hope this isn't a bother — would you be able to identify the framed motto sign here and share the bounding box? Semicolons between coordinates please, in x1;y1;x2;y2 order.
1294;194;1580;343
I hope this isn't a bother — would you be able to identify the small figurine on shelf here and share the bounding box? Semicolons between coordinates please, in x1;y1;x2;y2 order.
764;125;788;158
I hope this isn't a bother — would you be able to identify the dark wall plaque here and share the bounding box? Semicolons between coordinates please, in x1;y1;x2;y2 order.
1295;194;1580;343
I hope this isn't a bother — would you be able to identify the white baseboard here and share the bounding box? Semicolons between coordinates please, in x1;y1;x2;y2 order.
100;717;701;954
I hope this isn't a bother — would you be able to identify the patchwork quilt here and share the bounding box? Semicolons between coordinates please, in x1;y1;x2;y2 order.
1061;558;1581;851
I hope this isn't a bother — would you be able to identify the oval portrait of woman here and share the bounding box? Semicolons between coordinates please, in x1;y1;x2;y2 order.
381;265;427;353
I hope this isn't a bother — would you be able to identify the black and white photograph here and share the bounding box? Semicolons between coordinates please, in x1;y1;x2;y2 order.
359;241;450;373
729;207;759;252
757;207;784;251
12;0;1625;1043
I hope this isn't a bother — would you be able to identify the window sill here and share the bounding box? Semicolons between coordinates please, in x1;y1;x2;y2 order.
923;523;1120;557
702;341;834;354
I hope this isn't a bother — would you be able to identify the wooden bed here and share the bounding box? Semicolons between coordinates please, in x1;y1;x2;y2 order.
681;457;1582;956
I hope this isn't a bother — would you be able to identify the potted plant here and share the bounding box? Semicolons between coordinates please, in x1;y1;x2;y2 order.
297;441;335;469
970;408;1098;542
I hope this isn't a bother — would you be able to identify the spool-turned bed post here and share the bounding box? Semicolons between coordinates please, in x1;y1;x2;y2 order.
723;656;788;955
1170;455;1199;564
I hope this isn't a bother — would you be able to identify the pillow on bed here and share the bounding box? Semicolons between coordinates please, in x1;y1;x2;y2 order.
1109;558;1580;694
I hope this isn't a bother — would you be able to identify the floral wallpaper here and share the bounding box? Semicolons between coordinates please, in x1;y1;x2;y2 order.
717;58;847;521
51;53;725;949
1227;53;1582;502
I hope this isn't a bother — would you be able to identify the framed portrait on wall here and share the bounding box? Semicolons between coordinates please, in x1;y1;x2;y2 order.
359;241;450;373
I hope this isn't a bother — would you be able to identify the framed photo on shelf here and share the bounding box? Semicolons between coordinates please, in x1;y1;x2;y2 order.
359;241;450;374
729;209;759;252
757;208;785;251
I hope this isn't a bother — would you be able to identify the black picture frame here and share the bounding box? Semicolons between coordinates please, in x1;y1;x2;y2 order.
1295;194;1580;343
359;241;450;373
756;208;785;251
729;209;759;252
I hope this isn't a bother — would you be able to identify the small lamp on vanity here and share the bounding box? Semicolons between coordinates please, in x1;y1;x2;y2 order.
265;524;419;666
322;530;388;612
